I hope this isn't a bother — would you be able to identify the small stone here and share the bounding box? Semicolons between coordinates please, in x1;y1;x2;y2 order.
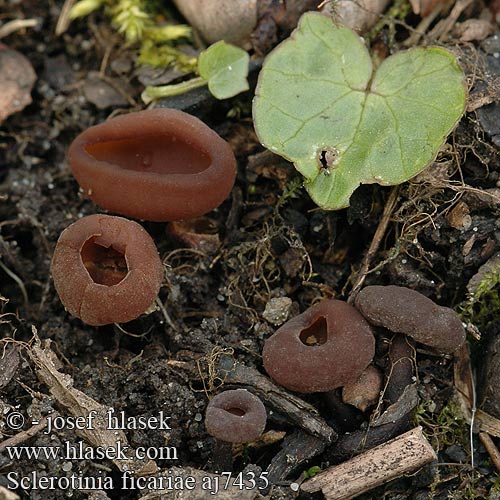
455;19;493;42
0;46;37;124
481;35;500;55
82;71;128;109
43;54;74;90
110;55;133;75
279;247;304;278
446;201;472;231
445;444;468;463
262;297;292;326
62;461;73;472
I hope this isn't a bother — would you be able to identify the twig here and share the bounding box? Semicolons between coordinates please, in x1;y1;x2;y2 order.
0;416;49;452
155;297;178;332
479;432;500;473
0;19;39;39
428;0;474;41
403;3;442;46
348;186;399;303
470;367;477;468
0;260;28;306
97;74;137;107
55;0;76;36
301;427;436;500
265;431;326;493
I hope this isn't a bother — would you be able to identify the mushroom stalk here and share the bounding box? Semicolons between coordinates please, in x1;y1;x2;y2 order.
212;440;234;473
204;390;267;474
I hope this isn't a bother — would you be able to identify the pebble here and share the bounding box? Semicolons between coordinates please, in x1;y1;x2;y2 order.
262;297;292;326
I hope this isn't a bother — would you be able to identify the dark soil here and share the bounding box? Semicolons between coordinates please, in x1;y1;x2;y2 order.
1;1;500;500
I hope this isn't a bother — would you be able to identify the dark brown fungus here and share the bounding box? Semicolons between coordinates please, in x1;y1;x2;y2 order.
262;299;375;393
51;214;163;326
67;108;237;222
355;285;466;354
205;389;267;444
328;334;418;461
342;365;383;412
385;334;415;404
166;216;221;255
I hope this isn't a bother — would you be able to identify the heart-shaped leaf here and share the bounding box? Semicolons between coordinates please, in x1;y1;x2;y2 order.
253;13;467;210
198;41;249;99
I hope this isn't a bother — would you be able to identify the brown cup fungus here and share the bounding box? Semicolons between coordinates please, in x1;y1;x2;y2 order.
205;389;267;444
342;365;383;412
354;285;466;354
67;108;237;222
263;299;375;393
166;216;221;255
51;214;163;326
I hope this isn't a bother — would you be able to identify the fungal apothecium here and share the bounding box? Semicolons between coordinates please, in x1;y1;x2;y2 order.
67;108;237;222
51;214;163;326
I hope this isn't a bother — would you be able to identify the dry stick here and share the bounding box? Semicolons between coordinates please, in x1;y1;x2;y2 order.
479;432;500;473
301;427;436;500
0;416;49;452
428;0;474;41
55;0;76;36
0;19;39;39
348;186;399;304
403;4;442;47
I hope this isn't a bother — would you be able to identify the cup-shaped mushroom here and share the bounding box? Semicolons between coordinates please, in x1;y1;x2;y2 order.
67;109;237;222
205;390;267;443
263;299;375;393
354;285;466;354
51;214;164;326
342;365;383;412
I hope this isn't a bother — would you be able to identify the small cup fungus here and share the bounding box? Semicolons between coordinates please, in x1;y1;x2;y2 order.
354;285;466;354
51;214;164;326
342;365;383;412
67;108;237;222
205;389;267;444
262;299;375;393
166;216;221;255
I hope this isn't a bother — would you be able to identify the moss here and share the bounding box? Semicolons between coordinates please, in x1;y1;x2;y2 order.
367;0;412;44
70;0;195;70
138;40;196;71
414;399;469;451
460;264;500;334
487;476;500;500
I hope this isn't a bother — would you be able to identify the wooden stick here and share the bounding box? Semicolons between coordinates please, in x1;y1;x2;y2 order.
0;19;39;39
301;427;436;500
55;0;76;36
348;186;399;303
479;432;500;473
0;416;49;452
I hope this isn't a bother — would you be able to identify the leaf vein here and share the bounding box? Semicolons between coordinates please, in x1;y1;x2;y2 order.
265;68;349;87
384;101;405;177
323;92;369;204
281;90;353;147
261;98;306;124
378;65;454;97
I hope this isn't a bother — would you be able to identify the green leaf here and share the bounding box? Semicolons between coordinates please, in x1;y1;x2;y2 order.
69;0;105;19
253;12;467;210
198;41;250;100
304;466;322;478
